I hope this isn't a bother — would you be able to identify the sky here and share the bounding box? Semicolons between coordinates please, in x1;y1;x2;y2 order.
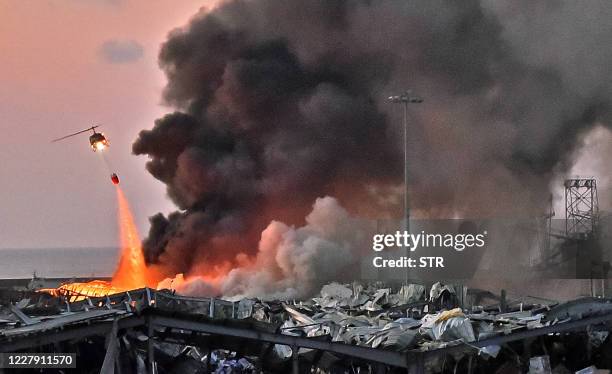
0;0;610;250
0;0;217;248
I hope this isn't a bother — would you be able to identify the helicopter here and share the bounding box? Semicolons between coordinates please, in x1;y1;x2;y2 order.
52;125;109;152
52;125;120;185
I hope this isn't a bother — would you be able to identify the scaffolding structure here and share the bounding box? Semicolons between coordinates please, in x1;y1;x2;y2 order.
565;178;599;239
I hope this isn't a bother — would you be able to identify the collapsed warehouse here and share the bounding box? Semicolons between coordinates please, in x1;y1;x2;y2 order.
1;280;612;374
0;178;609;373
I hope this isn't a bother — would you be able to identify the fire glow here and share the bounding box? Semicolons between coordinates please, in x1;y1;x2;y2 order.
44;187;149;300
44;192;363;301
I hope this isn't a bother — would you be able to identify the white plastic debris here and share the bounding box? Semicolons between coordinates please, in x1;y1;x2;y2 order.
419;309;476;342
420;313;439;329
479;345;501;358
529;355;552;374
273;344;293;360
431;315;476;342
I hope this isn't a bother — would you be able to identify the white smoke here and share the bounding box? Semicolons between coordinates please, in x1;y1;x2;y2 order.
159;197;371;299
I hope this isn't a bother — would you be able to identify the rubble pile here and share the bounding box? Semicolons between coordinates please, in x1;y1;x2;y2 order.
0;282;611;373
246;282;524;351
235;282;612;373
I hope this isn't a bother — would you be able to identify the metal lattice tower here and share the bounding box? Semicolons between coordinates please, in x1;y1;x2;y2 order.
565;178;599;238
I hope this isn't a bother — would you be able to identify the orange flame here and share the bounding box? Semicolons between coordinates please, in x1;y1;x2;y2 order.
111;187;148;289
42;187;152;300
40;280;125;302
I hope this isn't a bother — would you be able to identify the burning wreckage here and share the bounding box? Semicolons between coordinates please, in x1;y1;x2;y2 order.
1;281;612;373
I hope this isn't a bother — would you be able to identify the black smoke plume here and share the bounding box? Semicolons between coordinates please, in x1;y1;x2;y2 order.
134;0;612;282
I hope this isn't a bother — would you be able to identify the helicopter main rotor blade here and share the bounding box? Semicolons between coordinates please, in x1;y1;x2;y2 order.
51;125;99;143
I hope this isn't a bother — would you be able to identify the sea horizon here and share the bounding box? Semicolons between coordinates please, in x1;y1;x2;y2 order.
0;247;119;279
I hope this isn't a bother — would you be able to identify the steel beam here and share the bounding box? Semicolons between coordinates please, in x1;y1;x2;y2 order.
0;316;144;352
3;302;611;372
149;315;410;368
424;311;612;360
100;319;119;374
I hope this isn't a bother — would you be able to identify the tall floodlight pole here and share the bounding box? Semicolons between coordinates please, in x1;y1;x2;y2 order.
388;91;423;238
